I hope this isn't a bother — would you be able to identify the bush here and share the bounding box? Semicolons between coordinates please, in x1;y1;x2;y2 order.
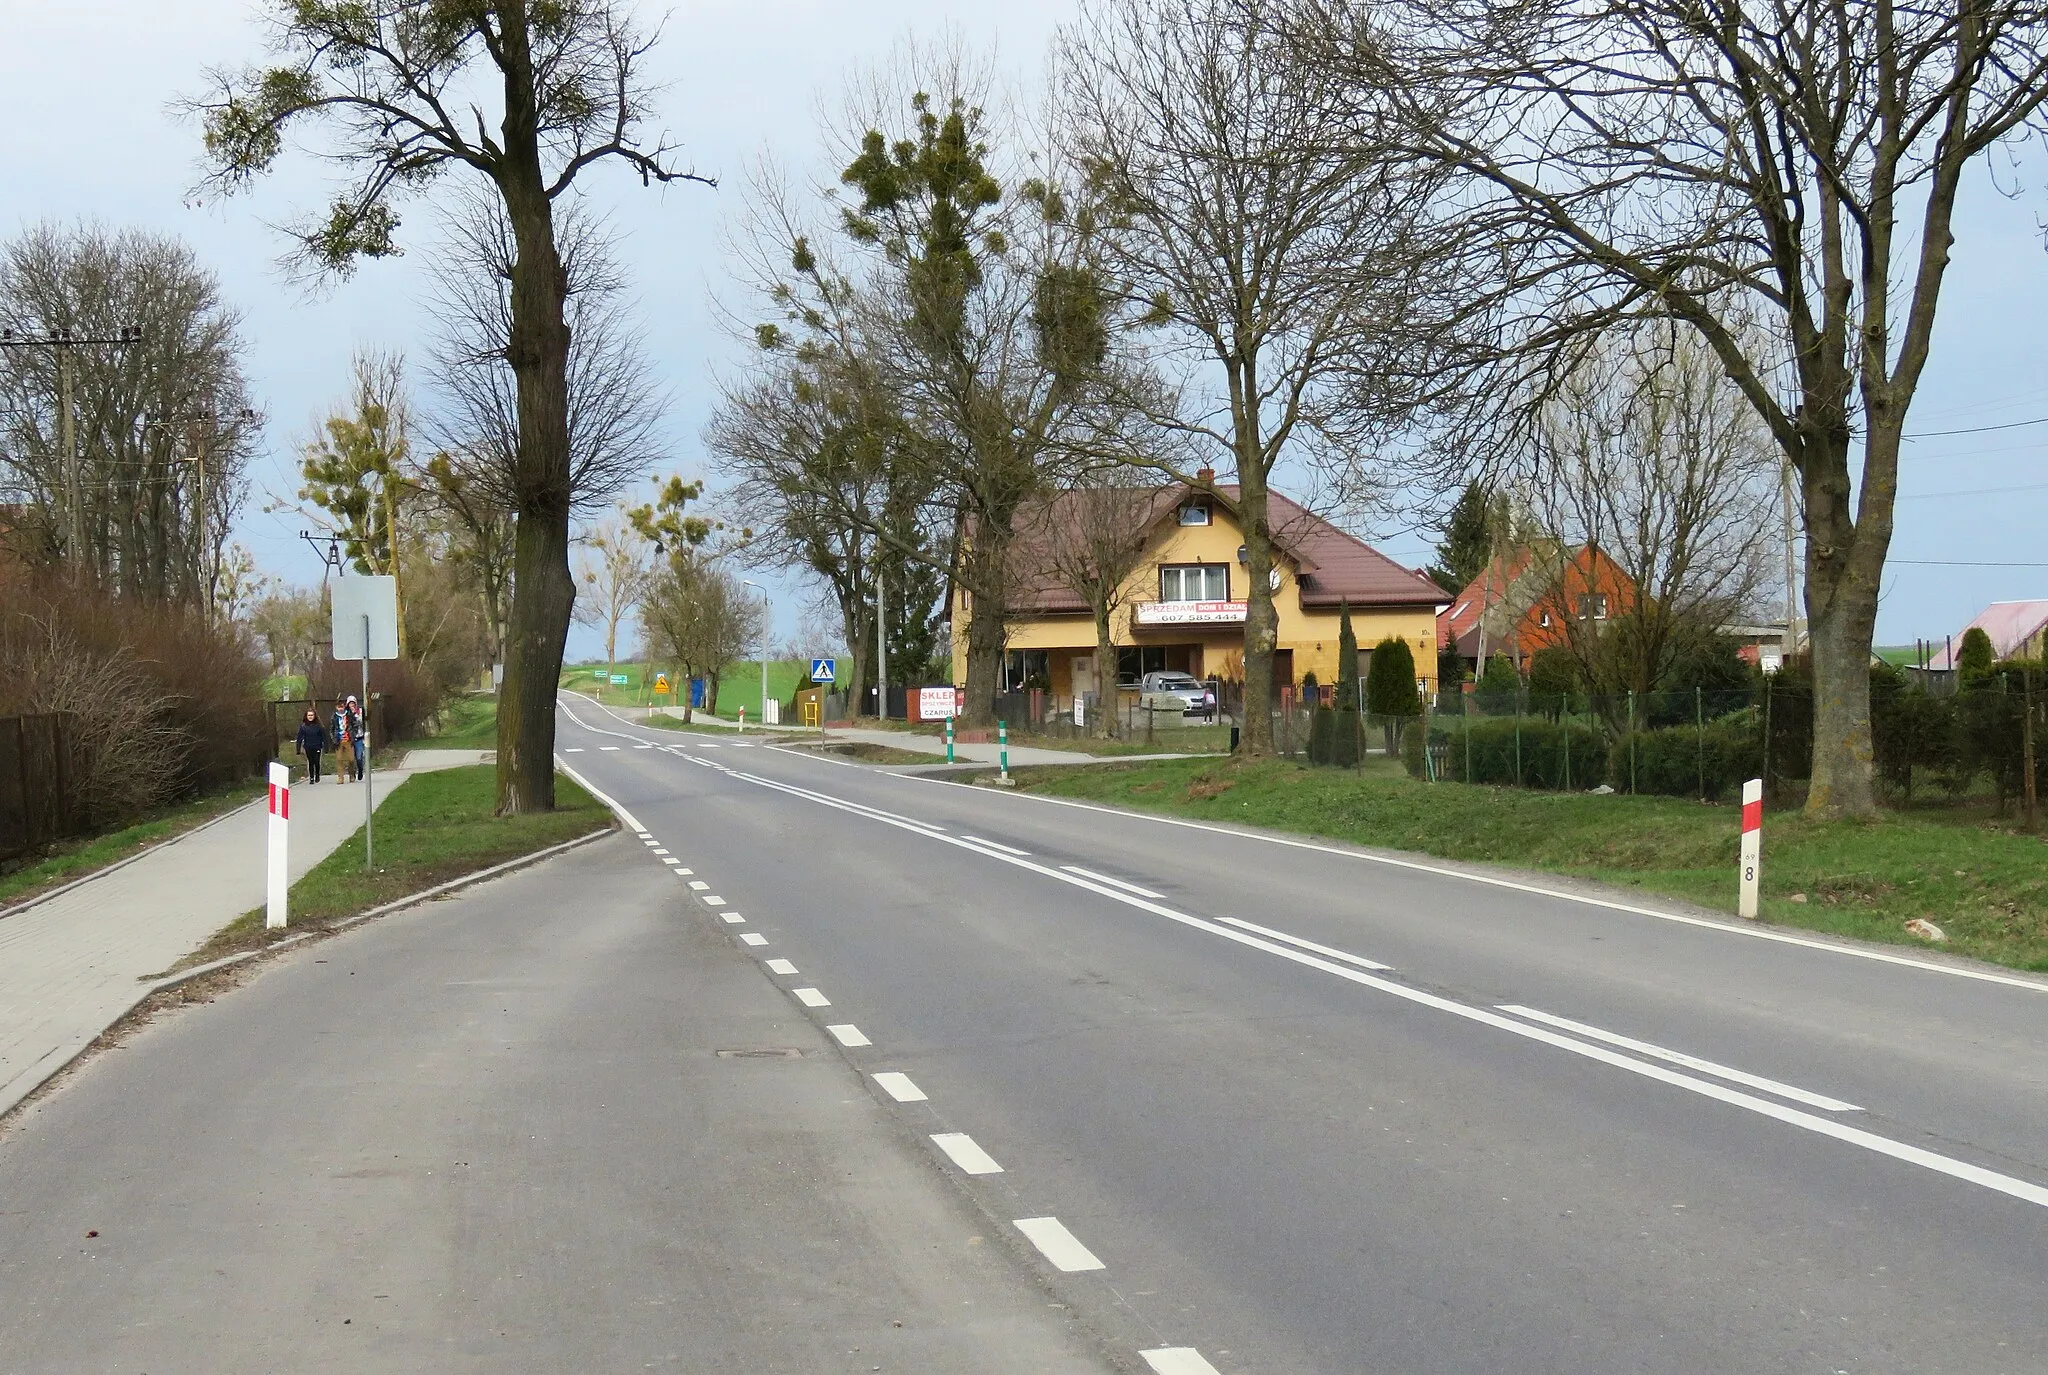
1401;718;1429;778
1435;716;1608;789
1526;646;1576;721
1307;704;1364;766
1474;654;1521;715
1606;720;1763;800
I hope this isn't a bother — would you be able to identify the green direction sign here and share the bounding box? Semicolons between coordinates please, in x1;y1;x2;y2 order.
609;673;629;685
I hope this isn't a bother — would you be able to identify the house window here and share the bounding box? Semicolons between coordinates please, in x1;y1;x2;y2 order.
1118;646;1171;686
1160;563;1230;602
1003;649;1050;692
1539;611;1552;628
1577;594;1609;621
1178;501;1212;526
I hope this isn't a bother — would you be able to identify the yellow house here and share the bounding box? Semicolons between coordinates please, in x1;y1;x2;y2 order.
950;476;1449;704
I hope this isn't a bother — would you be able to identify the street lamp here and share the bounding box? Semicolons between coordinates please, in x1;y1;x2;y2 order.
741;579;769;726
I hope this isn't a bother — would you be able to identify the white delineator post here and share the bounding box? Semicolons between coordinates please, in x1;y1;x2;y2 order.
1738;777;1763;919
266;760;290;929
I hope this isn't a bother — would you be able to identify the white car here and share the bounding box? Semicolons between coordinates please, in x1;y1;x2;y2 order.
1139;671;1217;718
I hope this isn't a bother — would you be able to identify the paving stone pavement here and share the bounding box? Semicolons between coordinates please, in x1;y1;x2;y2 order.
0;765;424;1120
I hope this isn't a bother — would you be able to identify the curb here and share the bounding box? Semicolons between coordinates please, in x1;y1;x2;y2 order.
0;825;614;1128
0;793;266;925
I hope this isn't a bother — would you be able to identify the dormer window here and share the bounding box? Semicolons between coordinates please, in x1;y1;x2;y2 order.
1178;501;1212;526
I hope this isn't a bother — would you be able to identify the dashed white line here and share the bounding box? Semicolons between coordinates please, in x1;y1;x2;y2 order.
1219;916;1392;971
1012;1216;1102;1270
739;932;768;946
960;835;1030;856
1141;1349;1222;1375
661;857;681;866
764;958;797;974
633;744;653;749
1059;865;1164;899
828;1024;871;1047
644;842;663;850
688;879;709;890
563;747;585;752
1497;1004;1864;1112
793;986;831;1007
931;1132;1004;1175
598;745;621;751
701;895;726;905
673;868;694;876
872;1072;928;1102
720;912;746;924
633;831;650;839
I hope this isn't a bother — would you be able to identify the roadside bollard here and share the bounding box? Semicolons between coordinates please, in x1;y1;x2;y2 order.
946;715;955;763
738;705;745;734
1738;777;1763;918
266;761;289;930
999;720;1010;784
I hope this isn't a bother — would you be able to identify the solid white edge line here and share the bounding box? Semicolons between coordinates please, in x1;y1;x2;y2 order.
764;958;797;974
872;1071;928;1102
1140;1349;1223;1375
552;756;646;834
1012;1215;1103;1270
1060;864;1164;898
724;767;2048;1213
905;774;2048;995
931;1132;1004;1175
1496;1004;1863;1112
827;1023;871;1047
793;986;831;1007
959;834;1030;855
1219;915;1393;970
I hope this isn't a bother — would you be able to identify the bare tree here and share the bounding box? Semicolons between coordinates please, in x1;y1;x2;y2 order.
1061;0;1448;754
421;446;516;669
1033;479;1163;738
574;512;651;674
0;222;259;602
639;555;764;723
190;2;710;814
1527;326;1779;704
1292;0;2048;815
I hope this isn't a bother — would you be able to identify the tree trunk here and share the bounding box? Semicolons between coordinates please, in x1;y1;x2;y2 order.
491;142;574;813
960;535;1007;728
1092;602;1119;740
1237;471;1277;755
1801;428;1886;819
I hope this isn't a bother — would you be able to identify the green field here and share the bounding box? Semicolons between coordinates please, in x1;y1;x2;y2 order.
1016;754;2048;973
561;660;811;720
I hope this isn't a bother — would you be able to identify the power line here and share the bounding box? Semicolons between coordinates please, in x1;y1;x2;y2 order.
1902;415;2048;440
1898;481;2048;500
1889;558;2048;568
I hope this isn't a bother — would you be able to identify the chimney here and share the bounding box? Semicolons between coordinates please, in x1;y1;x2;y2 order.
1196;466;1215;484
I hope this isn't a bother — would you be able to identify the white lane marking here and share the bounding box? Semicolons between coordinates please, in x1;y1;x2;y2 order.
633;744;653;749
649;845;668;853
872;1071;928;1102
634;831;651;839
764;958;797;974
699;743;721;748
673;868;694;876
915;776;2048;996
563;747;585;752
1060;865;1163;898
740;933;768;947
828;1023;871;1047
1141;1350;1223;1375
1219;916;1393;971
959;835;1030;855
598;745;621;751
932;1132;1004;1175
688;879;709;890
1012;1216;1102;1270
661;858;681;866
551;758;645;833
701;895;726;905
720;912;746;924
729;741;755;748
793;986;831;1007
1496;1005;1864;1112
727;768;2048;1213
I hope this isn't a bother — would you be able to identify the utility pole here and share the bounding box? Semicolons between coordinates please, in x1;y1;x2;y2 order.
0;325;143;573
877;567;889;722
1781;459;1801;655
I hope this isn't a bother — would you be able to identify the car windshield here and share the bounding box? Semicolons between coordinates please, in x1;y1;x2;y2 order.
1155;676;1202;690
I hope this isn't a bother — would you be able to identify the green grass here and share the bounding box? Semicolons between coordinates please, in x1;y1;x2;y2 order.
425;693;498;749
181;764;609;969
0;779;267;910
1016;754;2048;973
643;711;797;737
261;674;308;700
560;661;810;715
1004;724;1235;756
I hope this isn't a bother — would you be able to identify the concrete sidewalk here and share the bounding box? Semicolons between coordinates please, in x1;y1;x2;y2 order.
0;764;428;1121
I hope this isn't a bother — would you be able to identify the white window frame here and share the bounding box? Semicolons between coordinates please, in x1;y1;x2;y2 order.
1178;501;1212;526
1160;563;1230;602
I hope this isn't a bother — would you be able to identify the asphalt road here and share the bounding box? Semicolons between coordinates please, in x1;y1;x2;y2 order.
5;697;2046;1374
547;699;2048;1375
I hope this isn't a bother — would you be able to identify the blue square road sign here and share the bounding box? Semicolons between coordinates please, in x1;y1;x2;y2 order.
810;658;836;683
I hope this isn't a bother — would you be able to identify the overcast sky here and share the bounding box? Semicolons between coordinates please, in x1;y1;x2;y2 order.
5;0;2045;660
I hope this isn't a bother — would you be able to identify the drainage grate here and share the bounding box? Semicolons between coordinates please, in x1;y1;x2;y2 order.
715;1047;805;1059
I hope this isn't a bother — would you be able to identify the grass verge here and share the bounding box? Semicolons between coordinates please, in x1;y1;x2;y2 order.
1015;755;2048;973
0;779;267;911
426;693;499;749
644;711;803;739
177;764;608;971
815;740;949;765
1001;725;1234;757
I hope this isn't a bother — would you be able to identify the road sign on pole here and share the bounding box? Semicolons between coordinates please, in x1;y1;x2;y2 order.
265;761;289;929
654;673;671;697
811;657;836;684
1738;778;1763;918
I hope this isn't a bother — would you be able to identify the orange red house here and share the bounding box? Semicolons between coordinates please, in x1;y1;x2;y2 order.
1436;543;1640;672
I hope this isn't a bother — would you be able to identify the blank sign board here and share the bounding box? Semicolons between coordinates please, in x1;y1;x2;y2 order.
330;576;400;661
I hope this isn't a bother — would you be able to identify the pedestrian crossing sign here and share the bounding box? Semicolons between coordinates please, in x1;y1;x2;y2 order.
811;658;836;683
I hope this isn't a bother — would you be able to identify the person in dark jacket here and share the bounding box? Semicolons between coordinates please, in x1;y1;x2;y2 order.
295;710;328;783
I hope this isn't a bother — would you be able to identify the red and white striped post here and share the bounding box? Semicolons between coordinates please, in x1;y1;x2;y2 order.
266;760;290;930
1738;777;1763;919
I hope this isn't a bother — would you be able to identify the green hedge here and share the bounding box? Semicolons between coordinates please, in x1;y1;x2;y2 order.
1606;720;1763;801
1307;705;1366;767
1433;717;1609;789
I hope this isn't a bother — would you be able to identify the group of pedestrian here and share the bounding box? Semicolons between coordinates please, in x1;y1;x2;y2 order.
293;696;366;784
